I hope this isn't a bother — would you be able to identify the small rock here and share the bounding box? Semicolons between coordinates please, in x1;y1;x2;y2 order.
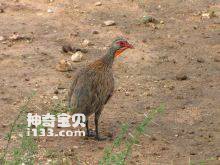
70;32;79;37
9;33;20;40
52;95;58;100
2;124;7;128
54;89;59;94
214;55;220;62
141;15;158;24
188;131;195;134
95;2;102;6
25;78;30;81
56;59;72;72
104;20;116;26
201;11;216;19
62;45;73;53
176;73;188;81
71;51;83;62
193;25;198;29
82;39;93;46
57;84;66;90
149;136;157;141
125;91;130;96
47;8;54;13
62;45;88;54
0;36;5;41
92;30;99;34
197;57;205;63
9;33;31;41
161;147;168;151
190;152;196;155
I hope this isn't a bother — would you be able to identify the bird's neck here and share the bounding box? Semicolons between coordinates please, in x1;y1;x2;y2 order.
101;47;116;67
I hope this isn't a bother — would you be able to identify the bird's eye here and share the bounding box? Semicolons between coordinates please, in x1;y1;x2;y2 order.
117;41;126;46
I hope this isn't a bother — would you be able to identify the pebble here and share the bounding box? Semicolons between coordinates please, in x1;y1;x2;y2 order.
176;73;188;81
201;11;215;19
71;51;83;62
92;30;99;34
62;45;88;54
190;151;196;155
54;89;59;94
0;36;5;41
82;39;93;46
55;59;72;72
95;2;102;6
2;124;7;128
188;131;195;134
57;84;66;89
161;147;168;151
52;95;58;100
214;55;220;62
104;20;116;26
9;33;20;40
62;45;73;53
70;32;79;37
149;136;157;141
47;8;54;13
25;77;30;81
141;15;158;24
125;91;130;96
197;57;205;63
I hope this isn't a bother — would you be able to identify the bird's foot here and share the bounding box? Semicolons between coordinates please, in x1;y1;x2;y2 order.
95;135;108;141
86;129;96;137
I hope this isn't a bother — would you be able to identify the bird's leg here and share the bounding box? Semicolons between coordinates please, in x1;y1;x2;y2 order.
85;119;95;137
95;111;107;141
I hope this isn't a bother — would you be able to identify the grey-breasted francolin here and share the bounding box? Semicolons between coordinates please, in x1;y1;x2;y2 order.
68;37;133;140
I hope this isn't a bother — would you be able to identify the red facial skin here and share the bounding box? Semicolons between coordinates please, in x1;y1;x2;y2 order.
115;41;134;57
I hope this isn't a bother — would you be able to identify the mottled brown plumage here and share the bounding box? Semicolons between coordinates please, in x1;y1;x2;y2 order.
68;37;133;140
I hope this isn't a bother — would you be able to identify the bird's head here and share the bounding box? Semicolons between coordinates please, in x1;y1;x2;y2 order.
111;37;134;57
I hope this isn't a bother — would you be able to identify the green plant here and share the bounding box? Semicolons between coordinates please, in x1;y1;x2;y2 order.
0;92;38;165
99;105;164;165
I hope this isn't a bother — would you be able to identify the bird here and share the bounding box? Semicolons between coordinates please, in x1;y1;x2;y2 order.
68;37;134;140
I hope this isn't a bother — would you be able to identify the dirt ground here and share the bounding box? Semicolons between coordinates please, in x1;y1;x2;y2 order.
0;0;220;164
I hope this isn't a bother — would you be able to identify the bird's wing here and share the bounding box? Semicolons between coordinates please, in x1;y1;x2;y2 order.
68;68;99;115
67;69;82;109
104;79;114;104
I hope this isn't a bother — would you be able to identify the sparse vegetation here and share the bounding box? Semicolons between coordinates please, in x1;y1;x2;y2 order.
99;105;164;165
0;92;38;164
